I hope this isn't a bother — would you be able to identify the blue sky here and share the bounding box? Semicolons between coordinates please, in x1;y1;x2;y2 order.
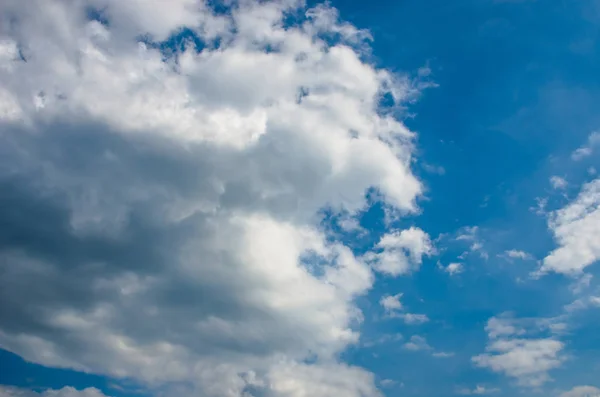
1;1;600;397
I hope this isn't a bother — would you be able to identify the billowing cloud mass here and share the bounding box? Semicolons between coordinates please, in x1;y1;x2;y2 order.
0;0;426;396
541;178;600;275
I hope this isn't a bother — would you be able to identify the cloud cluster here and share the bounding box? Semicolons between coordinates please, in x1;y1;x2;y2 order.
0;0;425;396
472;316;564;387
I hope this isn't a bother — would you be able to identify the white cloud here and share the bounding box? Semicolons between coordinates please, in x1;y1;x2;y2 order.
422;162;445;175
379;379;397;388
571;132;600;161
560;386;600;397
0;0;425;396
380;293;403;312
403;335;431;351
456;226;479;241
454;226;488;259
445;262;464;275
473;316;564;387
503;249;533;260
457;385;500;395
432;351;455;358
398;313;430;325
0;386;109;397
366;227;433;276
380;293;429;324
541;178;600;275
550;176;568;190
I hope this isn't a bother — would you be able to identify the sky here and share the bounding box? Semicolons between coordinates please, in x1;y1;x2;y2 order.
0;0;600;397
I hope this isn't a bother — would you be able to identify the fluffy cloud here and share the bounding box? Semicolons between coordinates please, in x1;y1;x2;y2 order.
541;178;600;275
0;0;424;396
365;227;433;276
0;387;108;397
472;316;564;387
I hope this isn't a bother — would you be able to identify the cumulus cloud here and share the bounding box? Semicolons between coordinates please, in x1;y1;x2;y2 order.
365;227;433;276
541;178;600;275
472;316;564;387
0;0;425;396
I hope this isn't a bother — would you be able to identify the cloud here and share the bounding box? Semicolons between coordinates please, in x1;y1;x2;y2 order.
560;386;600;397
0;386;109;397
454;226;488;260
380;293;403;312
503;249;533;260
472;316;564;387
422;162;446;175
571;132;600;161
444;262;464;275
432;351;455;358
403;335;432;351
365;227;433;276
550;176;568;190
456;385;500;395
0;0;424;396
380;293;429;324
541;178;600;275
379;379;398;388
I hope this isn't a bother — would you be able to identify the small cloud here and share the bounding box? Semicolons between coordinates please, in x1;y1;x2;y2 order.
456;226;479;241
530;196;548;215
381;294;429;324
560;385;600;397
571;131;600;161
379;379;398;388
362;333;403;348
398;313;429;325
503;249;533;260
422;162;446;175
380;293;403;312
550;176;568;190
457;385;500;395
417;66;432;77
366;227;433;276
433;351;455;358
444;262;464;275
589;167;597;176
403;335;432;351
